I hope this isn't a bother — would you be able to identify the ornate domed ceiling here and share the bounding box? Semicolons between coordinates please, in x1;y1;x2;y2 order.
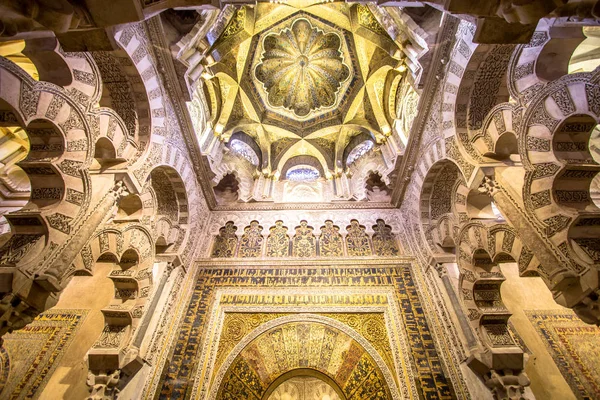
181;1;425;207
254;17;351;118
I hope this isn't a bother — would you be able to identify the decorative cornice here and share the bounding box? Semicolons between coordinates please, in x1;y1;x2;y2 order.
194;256;414;268
212;200;396;211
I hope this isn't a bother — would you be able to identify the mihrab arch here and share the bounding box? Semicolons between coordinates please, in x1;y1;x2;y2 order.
211;314;399;400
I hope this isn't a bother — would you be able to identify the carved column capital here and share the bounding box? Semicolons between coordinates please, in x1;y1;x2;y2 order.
485;369;532;400
165;261;176;275
0;293;38;340
110;180;130;199
498;0;563;24
86;370;121;400
434;262;448;278
571;289;600;325
478;176;502;197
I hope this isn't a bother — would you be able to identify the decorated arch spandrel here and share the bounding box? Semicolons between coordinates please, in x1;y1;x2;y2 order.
211;316;397;400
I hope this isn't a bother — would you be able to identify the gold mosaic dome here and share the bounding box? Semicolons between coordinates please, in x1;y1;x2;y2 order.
193;2;413;204
255;18;350;117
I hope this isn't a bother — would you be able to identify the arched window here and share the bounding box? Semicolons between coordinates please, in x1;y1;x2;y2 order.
347;140;373;165
229;138;260;166
285;165;320;181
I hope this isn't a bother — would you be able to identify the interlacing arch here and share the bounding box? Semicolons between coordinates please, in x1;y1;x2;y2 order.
487;225;541;278
419;159;468;255
0;10;210;400
477;103;522;160
450;37;515;163
211;154;254;202
144;166;190;254
415;152;544;397
418;158;542;274
507;27;552;104
111;23;172;185
0;19;206;365
456;222;536;398
0;25;167;273
507;22;591;105
439;18;600;322
458;223;508;342
0;49;95;272
521;74;600;277
349;155;392;201
69;225;154;390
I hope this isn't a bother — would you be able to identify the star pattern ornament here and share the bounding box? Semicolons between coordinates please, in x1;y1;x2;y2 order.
255;18;350;117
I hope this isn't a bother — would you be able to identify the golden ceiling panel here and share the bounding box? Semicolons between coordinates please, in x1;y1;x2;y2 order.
254;18;351;118
244;10;362;135
198;2;411;192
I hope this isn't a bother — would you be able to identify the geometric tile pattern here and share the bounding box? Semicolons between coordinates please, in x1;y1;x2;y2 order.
0;309;88;400
526;310;600;400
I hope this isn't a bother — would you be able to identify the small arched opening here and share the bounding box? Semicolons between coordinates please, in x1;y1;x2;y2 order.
119;248;140;271
0;124;30;214
92;50;150;141
343;132;375;168
22;38;73;86
0;38;74;86
213;173;240;205
155;235;170;255
285;165;321;182
536;26;586;81
552;115;599;212
281;155;325;182
1;111;68;214
346;139;374;166
265;369;346;400
488;131;519;162
228;131;262;168
365;171;390;202
569;26;600;74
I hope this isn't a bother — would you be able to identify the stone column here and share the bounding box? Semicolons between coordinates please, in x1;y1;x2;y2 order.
198;124;215;152
332;172;351;199
433;262;479;351
340;230;349;257
0;182;128;337
201;133;221;159
0;180;129;341
132;261;177;348
381;135;400;167
261;233;269;257
252;174;274;201
38;180;129;290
